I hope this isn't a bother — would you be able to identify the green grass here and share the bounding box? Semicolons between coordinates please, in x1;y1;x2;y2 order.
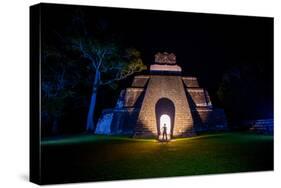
41;132;273;184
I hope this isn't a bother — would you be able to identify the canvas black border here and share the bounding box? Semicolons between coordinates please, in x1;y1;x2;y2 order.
28;3;274;185
30;3;42;185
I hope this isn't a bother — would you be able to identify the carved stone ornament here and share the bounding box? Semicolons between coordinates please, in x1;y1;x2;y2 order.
155;52;176;64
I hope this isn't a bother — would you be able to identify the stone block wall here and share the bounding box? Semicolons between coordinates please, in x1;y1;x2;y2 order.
110;108;141;134
182;77;200;88
97;73;227;138
124;88;145;107
135;75;194;137
187;88;212;107
131;75;150;87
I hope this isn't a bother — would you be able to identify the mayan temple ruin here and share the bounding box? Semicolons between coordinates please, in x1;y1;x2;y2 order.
95;52;227;139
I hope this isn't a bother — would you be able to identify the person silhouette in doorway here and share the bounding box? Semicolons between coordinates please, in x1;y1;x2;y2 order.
162;123;168;141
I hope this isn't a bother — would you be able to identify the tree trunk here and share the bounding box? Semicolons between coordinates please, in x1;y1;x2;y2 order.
86;70;100;132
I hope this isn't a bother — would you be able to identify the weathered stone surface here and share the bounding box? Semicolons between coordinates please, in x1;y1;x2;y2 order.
96;53;227;138
182;77;200;88
124;88;145;107
135;75;194;137
110;108;140;134
155;52;176;64
131;75;150;87
187;88;212;107
95;109;114;135
150;64;182;72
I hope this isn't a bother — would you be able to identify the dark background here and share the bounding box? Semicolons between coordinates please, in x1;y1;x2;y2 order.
41;3;273;136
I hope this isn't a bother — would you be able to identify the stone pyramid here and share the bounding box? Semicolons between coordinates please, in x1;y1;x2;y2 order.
95;52;227;139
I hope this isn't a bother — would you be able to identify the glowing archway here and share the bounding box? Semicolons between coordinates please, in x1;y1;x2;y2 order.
155;98;175;140
159;114;171;140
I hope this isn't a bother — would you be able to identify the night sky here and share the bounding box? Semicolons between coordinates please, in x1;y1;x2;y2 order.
41;3;273;133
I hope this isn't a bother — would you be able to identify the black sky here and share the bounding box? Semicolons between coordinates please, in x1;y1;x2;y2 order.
41;3;273;121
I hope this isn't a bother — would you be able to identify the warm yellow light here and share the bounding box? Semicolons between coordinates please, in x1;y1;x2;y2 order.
159;114;171;140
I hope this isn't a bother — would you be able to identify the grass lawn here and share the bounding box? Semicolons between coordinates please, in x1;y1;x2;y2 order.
41;132;273;184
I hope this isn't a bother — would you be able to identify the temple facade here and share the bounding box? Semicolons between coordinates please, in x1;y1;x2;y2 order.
95;52;227;139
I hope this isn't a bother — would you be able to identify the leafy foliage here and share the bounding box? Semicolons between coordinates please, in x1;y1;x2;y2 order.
41;46;82;135
70;36;146;86
42;11;147;135
217;65;273;122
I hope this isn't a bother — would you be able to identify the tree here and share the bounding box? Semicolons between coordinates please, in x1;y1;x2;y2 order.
216;66;268;123
41;47;80;135
70;37;146;131
49;11;147;132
